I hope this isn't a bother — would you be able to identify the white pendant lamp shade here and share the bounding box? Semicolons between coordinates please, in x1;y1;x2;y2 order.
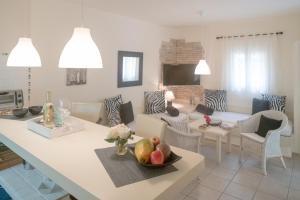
7;37;41;67
59;27;103;68
194;59;211;75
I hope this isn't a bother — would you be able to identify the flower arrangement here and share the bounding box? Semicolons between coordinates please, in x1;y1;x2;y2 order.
105;124;134;155
204;115;211;125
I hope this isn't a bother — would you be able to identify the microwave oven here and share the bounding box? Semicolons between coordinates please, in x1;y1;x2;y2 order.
0;90;24;111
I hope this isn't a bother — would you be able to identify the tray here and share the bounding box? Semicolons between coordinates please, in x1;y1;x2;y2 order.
27;116;84;139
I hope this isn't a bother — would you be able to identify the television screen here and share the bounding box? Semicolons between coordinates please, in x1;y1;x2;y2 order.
163;64;200;85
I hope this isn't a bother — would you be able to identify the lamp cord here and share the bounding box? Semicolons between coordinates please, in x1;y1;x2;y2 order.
81;0;84;27
28;67;31;107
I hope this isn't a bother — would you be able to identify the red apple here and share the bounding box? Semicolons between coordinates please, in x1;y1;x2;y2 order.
150;136;160;147
156;143;171;160
150;150;164;165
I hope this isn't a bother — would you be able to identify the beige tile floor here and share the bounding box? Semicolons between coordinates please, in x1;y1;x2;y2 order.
177;141;300;200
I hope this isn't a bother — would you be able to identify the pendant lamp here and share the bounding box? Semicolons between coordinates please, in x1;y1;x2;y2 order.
59;27;102;68
59;0;103;68
7;37;41;67
194;59;211;75
7;0;41;67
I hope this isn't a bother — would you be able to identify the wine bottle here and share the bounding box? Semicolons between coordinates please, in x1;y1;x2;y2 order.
43;91;55;128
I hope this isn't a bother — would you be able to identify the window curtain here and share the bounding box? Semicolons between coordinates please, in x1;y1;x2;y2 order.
219;35;279;97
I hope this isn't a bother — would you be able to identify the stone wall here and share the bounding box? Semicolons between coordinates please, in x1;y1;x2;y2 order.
160;39;204;103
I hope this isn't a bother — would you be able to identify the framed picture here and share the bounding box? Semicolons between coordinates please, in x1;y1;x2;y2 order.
66;69;87;86
118;51;143;88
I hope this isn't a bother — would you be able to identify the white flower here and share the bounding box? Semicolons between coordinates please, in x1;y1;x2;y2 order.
117;124;131;139
106;124;130;140
107;127;119;140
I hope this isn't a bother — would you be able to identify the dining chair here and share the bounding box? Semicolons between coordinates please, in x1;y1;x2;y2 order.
238;110;288;175
135;114;167;139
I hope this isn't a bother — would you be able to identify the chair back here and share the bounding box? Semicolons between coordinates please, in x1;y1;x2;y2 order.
135;114;167;139
253;110;288;129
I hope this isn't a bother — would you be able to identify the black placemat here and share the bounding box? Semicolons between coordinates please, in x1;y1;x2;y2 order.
94;147;178;187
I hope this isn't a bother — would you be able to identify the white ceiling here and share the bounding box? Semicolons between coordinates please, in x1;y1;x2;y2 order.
82;0;300;26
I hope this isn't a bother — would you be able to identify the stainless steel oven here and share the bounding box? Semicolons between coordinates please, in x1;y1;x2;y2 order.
0;90;24;111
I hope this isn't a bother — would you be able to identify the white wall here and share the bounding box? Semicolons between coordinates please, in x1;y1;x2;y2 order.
0;0;177;113
175;13;300;118
294;41;300;153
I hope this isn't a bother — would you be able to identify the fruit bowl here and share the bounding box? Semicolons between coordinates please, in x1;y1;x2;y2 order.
128;146;182;168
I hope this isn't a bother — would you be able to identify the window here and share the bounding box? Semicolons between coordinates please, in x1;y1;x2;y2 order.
118;51;143;88
122;56;139;82
220;36;278;95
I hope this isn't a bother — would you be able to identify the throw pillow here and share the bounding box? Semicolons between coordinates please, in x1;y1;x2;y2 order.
261;94;286;112
120;101;134;125
195;104;214;115
252;98;270;114
166;105;179;117
204;89;227;112
104;94;123;127
256;115;282;137
144;91;165;114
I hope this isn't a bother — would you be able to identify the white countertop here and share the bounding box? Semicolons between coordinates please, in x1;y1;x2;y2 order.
0;117;204;200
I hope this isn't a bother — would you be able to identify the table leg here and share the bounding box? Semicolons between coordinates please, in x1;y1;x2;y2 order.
227;133;231;153
216;136;222;164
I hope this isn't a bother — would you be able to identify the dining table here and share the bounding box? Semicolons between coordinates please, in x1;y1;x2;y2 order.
0;116;204;200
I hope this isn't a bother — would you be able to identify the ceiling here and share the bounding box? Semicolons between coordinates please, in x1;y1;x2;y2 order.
81;0;300;26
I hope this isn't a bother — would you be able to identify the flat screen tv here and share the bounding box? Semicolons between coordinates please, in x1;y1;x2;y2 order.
163;64;200;85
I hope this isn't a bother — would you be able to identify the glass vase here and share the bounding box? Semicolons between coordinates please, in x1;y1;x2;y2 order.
115;140;128;156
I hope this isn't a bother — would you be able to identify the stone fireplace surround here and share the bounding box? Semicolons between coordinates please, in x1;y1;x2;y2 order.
159;39;205;104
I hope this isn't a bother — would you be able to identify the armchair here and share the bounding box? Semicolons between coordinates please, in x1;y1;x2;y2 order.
238;110;288;175
164;126;202;153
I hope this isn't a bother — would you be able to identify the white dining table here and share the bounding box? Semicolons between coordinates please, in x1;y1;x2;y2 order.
0;117;204;200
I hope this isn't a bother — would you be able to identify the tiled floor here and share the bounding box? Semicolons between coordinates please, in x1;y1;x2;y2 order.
177;140;300;200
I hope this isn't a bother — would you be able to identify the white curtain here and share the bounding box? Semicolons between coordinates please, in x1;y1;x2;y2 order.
219;35;279;97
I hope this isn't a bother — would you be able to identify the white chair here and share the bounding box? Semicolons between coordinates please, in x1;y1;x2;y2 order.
164;126;202;153
238;110;288;175
135;114;167;139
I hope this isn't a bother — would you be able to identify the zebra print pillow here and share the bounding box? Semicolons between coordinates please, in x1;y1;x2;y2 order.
261;94;286;112
204;89;227;112
144;91;165;114
104;94;123;127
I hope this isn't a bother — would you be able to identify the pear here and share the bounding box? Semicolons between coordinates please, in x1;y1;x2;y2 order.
134;139;154;164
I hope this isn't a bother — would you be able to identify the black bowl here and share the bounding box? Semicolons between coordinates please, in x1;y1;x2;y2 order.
128;146;182;168
29;106;43;115
12;108;28;118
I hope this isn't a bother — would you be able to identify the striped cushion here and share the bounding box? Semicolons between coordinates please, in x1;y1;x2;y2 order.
262;94;286;112
144;91;165;114
204;89;227;112
104;95;123;127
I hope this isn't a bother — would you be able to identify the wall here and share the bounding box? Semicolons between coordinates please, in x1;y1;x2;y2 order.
0;0;177;114
175;13;300;118
294;42;300;153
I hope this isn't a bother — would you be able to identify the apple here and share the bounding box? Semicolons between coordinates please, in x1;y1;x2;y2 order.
156;143;171;160
150;136;160;147
150;150;164;165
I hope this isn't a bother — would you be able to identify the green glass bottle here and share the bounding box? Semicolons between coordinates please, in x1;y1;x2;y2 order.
43;91;55;128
